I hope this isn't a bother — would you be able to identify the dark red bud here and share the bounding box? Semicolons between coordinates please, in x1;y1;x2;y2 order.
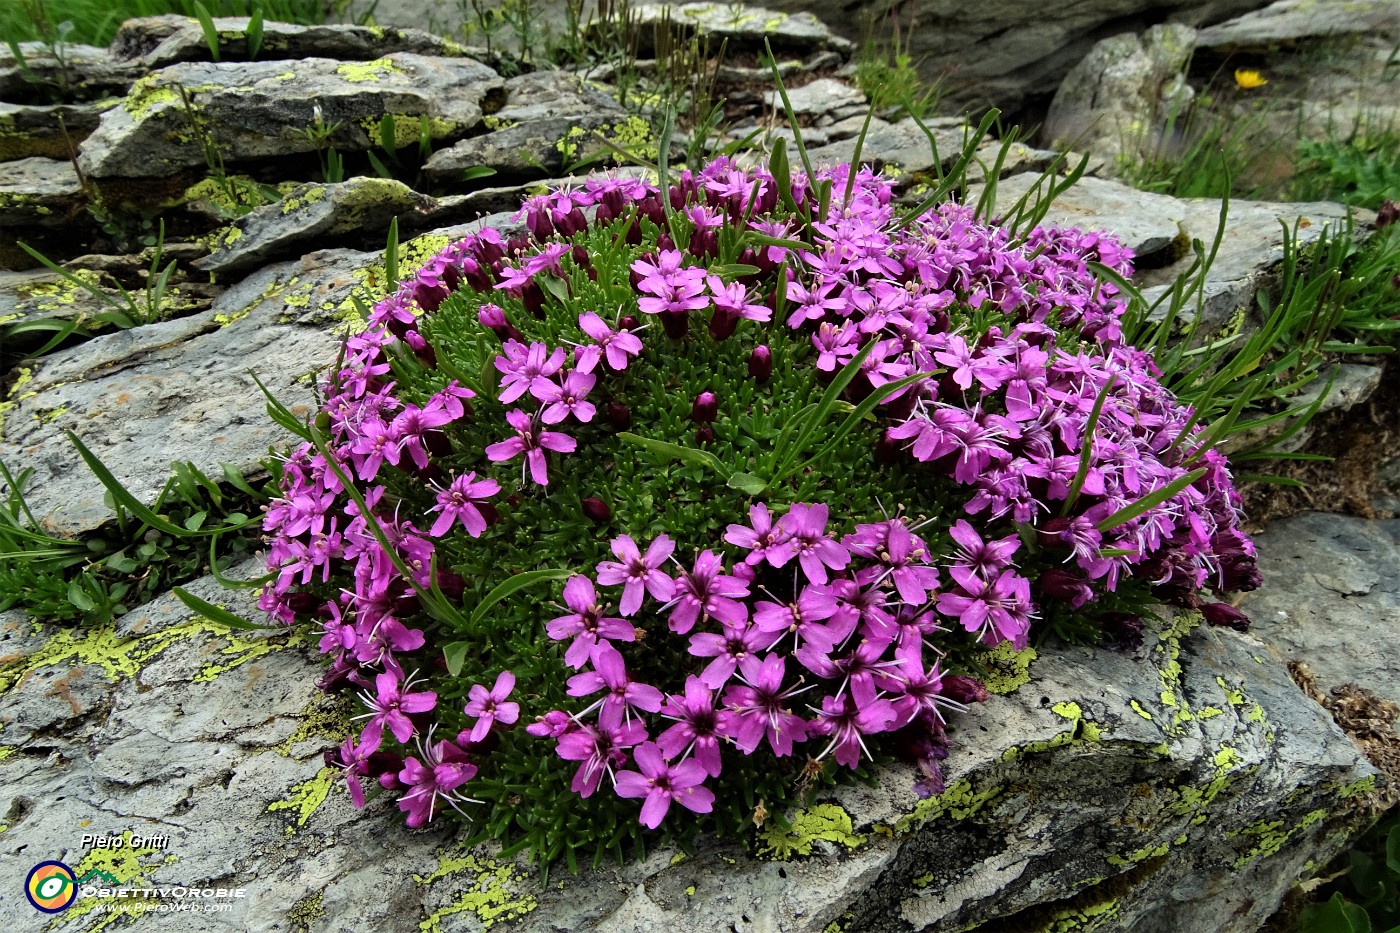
1378;199;1399;228
435;570;466;600
607;402;631;429
581;497;611;523
286;592;320;614
748;345;772;383
942;675;989;705
875;431;902;464
661;310;689;339
708;307;739;341
477;502;500;526
571;244;591;267
1201;602;1251;632
696;425;715;446
619;315;640;331
692;391;718;423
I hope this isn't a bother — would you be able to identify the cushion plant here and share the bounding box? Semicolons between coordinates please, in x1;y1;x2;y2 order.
258;154;1259;866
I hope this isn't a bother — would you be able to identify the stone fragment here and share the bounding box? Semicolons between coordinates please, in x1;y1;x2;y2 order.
805;116;967;176
764;77;866;125
1045;24;1197;176
77;54;504;179
1221;362;1385;455
0;157;85;228
109;14;482;68
627;2;854;56
0;100;116;162
196;177;438;274
1244;512;1400;707
0;41;144;100
1198;0;1400;50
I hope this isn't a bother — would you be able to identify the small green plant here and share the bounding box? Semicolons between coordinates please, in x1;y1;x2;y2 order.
297;103;346;183
1299;813;1400;933
192;0;221;60
854;0;942;120
19;220;179;329
3;0;77;99
1294;130;1400;210
0;0;326;47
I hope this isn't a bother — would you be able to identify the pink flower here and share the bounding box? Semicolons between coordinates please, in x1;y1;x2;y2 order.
427;472;500;538
595;534;675;616
463;671;521;743
537;369;597;425
547;575;636;669
579;312;644;371
614;742;715;828
485;409;576;486
566;642;664;729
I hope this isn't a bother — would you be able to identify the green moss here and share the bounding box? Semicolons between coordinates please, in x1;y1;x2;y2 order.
1341;775;1378;799
757;803;865;859
913;872;934;888
280;184;330;215
895;777;1001;832
289;891;327;933
267;766;337;837
336;57;404;83
1230;808;1329;867
1128;699;1154;721
1106;842;1168;867
973;641;1037;694
274;695;355;757
414;851;538;931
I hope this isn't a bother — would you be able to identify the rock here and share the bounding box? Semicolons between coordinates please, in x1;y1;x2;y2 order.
627;3;855;56
1243;512;1400;708
0;157;85;229
0;585;1377;931
765;77;867;125
761;0;1272;111
1045;24;1197;177
1220;362;1385;455
806;116;968;176
77;54;504;179
1135;196;1366;338
196;177;438;274
0;100;116;162
109;14;481;68
423;73;630;184
1197;0;1400;50
976;173;1189;259
0;41;144;100
0;264;216;340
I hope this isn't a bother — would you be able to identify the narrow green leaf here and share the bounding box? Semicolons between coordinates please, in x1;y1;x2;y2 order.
246;3;264;59
183;510;208;532
616;432;726;475
794;370;929;474
1094;468;1208;533
444;641;471;677
173;586;282;630
378;112;397;152
460;165;498;182
383;216;400;292
468;569;573;628
1062;375;1116;515
193;2;221;61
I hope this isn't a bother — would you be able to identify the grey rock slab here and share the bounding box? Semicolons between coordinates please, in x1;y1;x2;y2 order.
196;177;439;274
424;115;623;185
806;116;969;176
0;100;116;162
77;54;504;179
1243;512;1400;708
109;14;481;68
1220;361;1384;455
0;156;84;228
628;2;854;56
1136;196;1366;339
765;77;867;122
494;70;625;124
976;172;1188;259
0;589;1377;933
0;41;144;100
1198;0;1400;49
1045;23;1197;176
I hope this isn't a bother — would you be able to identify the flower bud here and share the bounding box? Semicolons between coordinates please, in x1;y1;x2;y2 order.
1201;601;1251;632
875;430;902;464
748;345;772;384
1378;199;1399;228
435;570;466;600
607;402;631;429
942;675;989;705
619;315;640;331
696;425;715;446
581;497;612;523
709;307;739;341
692;391;718;423
661;309;689;339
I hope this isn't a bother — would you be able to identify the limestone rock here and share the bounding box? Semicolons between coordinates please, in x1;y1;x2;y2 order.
423;72;629;184
1220;362;1385;455
765;77;867;125
806;116;968;176
1198;0;1400;50
1045;24;1197;176
628;3;854;56
109;14;481;68
976;173;1189;259
196;177;438;274
77;54;505;179
0;584;1376;932
0;100;116;162
0;156;85;229
1243;512;1400;707
0;41;144;100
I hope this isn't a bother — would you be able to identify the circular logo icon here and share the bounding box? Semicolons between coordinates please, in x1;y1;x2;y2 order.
25;861;77;913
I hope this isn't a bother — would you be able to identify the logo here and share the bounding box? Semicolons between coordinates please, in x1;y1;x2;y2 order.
25;861;78;913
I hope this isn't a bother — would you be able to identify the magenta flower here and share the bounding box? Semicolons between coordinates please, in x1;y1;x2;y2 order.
657;676;725;777
631;250;710;316
537;369;597;424
349;418;400;482
485;409;576;486
357;672;437;744
331;729;381;808
949;519;1020;578
427;472;500;538
936;566;1034;648
667;549;750;634
494;340;567;404
595;534;676;616
720;654;810;757
397;735;479;827
688;619;770;689
556;718;646;797
723;503;787;567
615;742;715;829
547;575;636;669
847;520;940;605
809;692;896;769
579;312;644;371
567;643;665;729
463;671;521;743
752;586;842;651
770;503;850;584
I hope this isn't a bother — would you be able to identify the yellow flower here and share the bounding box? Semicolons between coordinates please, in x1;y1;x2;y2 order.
1234;68;1268;89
